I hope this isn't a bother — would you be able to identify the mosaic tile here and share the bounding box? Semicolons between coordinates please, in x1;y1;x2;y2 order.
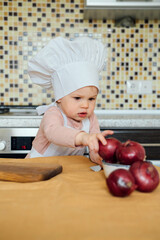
0;0;160;109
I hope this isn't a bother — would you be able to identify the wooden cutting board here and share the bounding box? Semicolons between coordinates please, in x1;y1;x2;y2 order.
0;162;62;183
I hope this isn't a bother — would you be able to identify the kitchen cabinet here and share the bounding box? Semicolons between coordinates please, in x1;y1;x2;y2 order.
84;0;160;20
101;127;160;160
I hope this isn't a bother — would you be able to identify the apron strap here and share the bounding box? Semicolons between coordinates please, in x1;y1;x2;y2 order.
36;102;56;115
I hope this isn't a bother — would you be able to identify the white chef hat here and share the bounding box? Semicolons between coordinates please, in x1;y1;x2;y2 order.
28;37;107;102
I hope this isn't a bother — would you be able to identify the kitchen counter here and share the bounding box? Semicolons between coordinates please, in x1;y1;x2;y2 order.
96;110;160;128
0;155;160;240
0;110;160;128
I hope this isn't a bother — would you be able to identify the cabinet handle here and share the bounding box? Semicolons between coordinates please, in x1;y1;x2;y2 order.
141;143;160;147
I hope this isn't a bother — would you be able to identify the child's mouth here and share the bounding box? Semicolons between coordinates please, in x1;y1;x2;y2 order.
78;112;87;118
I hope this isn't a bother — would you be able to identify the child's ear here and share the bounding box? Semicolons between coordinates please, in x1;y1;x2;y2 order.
56;98;62;103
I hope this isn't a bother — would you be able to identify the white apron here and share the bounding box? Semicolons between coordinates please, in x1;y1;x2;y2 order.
29;109;90;158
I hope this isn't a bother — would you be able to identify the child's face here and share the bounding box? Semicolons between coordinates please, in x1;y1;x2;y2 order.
57;86;98;122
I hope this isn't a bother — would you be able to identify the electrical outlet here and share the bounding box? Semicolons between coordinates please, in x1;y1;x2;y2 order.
127;80;152;94
126;81;140;94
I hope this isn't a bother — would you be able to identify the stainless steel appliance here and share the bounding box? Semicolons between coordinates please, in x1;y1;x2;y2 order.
0;106;39;158
0;128;38;158
84;0;160;20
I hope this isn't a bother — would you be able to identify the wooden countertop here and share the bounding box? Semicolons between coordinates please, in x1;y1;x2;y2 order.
0;156;160;240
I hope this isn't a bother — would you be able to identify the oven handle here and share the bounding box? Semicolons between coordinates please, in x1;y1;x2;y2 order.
141;143;160;147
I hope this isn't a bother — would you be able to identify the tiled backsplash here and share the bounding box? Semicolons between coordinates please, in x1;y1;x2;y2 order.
0;0;160;110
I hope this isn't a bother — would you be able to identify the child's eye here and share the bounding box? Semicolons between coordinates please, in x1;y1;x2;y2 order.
89;97;96;101
74;97;81;100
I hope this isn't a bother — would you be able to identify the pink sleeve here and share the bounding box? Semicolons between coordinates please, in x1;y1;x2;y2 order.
41;107;82;148
89;113;100;134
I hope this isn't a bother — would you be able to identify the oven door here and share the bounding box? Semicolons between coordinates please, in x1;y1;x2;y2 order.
0;128;38;158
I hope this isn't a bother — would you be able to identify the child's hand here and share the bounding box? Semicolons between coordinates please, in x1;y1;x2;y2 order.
75;130;114;153
89;151;103;166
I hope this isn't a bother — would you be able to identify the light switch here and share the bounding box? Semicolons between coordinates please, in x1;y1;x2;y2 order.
126;80;152;94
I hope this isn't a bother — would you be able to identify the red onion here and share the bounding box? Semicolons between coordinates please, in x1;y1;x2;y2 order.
98;138;121;163
107;169;137;197
116;140;146;165
129;161;160;192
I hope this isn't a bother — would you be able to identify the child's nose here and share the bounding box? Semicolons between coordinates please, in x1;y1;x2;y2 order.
82;100;89;108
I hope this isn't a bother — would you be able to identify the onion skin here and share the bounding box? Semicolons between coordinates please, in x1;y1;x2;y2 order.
107;169;137;197
98;138;121;163
129;161;160;192
116;140;146;165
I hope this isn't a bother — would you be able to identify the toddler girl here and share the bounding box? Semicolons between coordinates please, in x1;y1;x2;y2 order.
26;37;113;165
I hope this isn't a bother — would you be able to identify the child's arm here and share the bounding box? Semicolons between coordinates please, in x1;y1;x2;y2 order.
41;107;83;148
75;130;113;152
